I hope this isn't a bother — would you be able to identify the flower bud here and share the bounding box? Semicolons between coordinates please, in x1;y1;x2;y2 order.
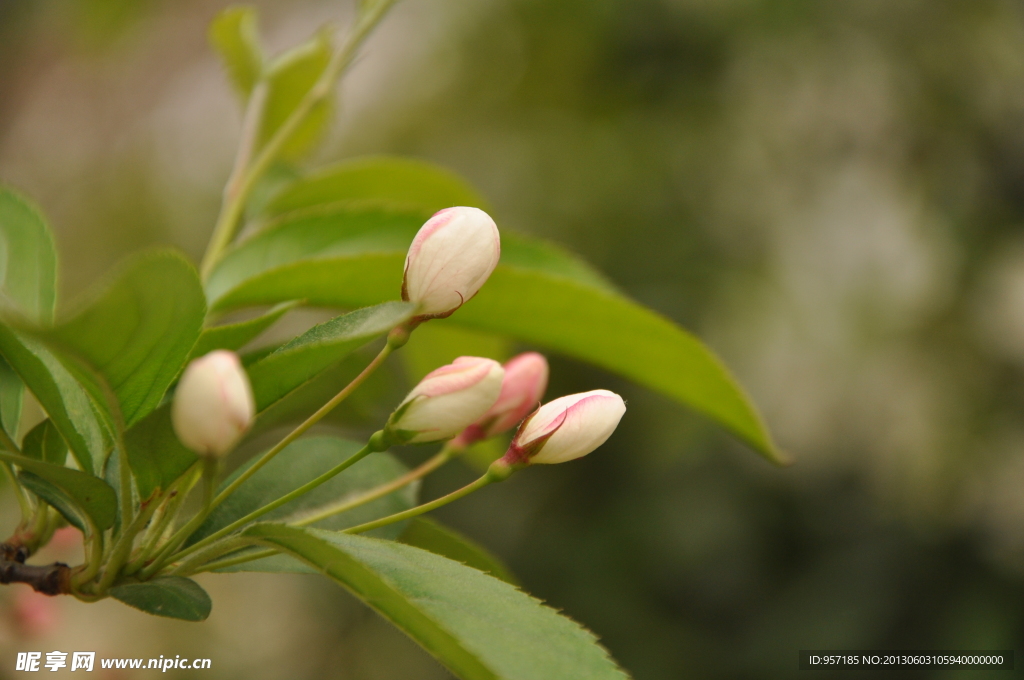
388;356;504;443
171;350;255;457
502;389;626;465
452;352;549;447
402;207;501;319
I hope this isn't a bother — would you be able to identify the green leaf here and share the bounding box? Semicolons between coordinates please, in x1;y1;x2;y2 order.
208;208;424;302
244;525;629;680
246;301;415;412
399;518;517;585
208;206;612;304
110;576;211;621
44;250;206;429
260;29;332;160
102;445;124;535
205;207;783;463
0;326;108;473
0;186;58;441
0;452;116;530
264;155;491;217
190;300;298;361
18;471;85;531
0;186;57;324
21;419;68;466
0;356;24;440
209;6;263;98
124;405;197;502
186;436;416;550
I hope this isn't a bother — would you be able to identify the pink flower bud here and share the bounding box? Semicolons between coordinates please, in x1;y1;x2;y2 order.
171;350;255;457
502;389;626;465
453;352;549;447
402;207;501;319
389;356;504;443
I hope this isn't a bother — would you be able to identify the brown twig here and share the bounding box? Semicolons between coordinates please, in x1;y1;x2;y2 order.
0;559;70;595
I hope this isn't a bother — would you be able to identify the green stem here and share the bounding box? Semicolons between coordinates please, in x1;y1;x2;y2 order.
93;496;161;594
161;440;380;573
199;0;401;280
191;441;468;574
69;520;103;592
171;536;254;577
199;81;268;280
343;466;505;536
142;340;397;579
293;443;457;528
194;546;277;574
122;462;200;577
216;341;394;512
189;444;457;574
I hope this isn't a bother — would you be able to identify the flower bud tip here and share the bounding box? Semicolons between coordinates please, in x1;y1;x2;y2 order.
402;207;501;320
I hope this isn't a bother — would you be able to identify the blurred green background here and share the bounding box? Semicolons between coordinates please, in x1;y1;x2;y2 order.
2;0;1024;677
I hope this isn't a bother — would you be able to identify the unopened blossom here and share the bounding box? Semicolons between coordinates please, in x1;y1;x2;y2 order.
402;207;501;319
502;389;626;465
453;352;549;447
388;356;504;443
172;350;255;457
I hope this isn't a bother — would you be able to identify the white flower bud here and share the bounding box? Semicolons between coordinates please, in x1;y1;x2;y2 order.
503;389;626;465
402;207;501;319
389;356;504;443
172;350;255;457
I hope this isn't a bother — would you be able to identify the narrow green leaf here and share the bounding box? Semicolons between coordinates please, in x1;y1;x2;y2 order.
44;251;206;429
246;301;416;412
110;576;211;621
0;186;57;324
264;155;491;217
0;452;116;530
205;210;782;462
18;471;86;532
124;405;197;502
190;300;299;361
244;525;629;680
0;356;24;440
399;518;517;585
0;326;108;473
260;29;332;160
186;436;416;549
208;6;263;98
103;444;123;535
21;419;68;466
0;186;58;441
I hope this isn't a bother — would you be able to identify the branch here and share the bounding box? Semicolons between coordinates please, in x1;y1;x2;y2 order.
0;560;71;596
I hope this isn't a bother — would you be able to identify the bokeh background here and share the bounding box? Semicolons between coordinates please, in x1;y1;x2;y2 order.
2;0;1024;677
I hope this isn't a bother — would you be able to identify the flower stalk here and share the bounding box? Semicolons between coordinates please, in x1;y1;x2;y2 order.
343;459;515;536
